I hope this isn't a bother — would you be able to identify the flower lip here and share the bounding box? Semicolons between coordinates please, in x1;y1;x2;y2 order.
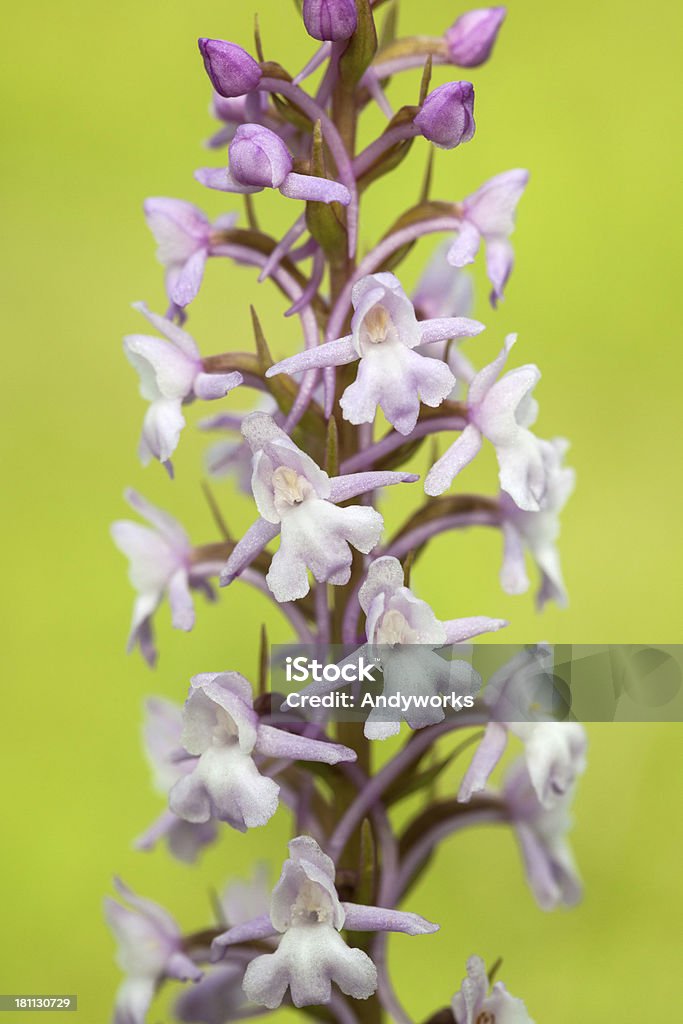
198;38;263;98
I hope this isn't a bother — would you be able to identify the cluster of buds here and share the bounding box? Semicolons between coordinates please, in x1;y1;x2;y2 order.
108;3;584;1023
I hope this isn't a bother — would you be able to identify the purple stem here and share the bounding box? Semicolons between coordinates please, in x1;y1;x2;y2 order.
340;415;466;474
193;559;316;644
390;807;505;905
363;68;394;119
258;213;307;282
286;248;325;316
293;41;332;85
258;77;359;258
326;215;462;342
340;510;499;643
327;713;486;862
353;122;420;179
371;46;449;80
384;510;501;561
211;242;321;431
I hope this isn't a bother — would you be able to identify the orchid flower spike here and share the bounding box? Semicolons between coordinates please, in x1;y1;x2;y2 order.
220;413;418;602
111;490;209;667
425;334;546;511
451;953;535;1023
500;437;576;608
168;673;356;831
212;836;438;1008
135;697;218;862
143;199;237;310
449;168;529;305
504;759;583;910
104;878;202;1024
196;124;351;206
267;273;484;435
123;303;242;472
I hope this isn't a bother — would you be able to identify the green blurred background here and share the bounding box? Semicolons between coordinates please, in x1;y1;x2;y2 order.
2;0;682;1019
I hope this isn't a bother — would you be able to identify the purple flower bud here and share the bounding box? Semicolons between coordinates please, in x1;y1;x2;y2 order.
302;0;358;41
228;125;293;188
445;7;506;67
414;82;476;150
198;38;262;98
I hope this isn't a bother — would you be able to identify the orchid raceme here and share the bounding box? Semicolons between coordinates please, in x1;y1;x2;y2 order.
109;4;582;1023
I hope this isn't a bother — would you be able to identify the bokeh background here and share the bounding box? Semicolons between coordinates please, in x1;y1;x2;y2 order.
2;0;682;1019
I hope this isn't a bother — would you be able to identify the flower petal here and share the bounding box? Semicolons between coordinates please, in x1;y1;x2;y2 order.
458;721;508;802
424;423;483;496
220;517;280;586
256;724;356;764
280;171;351;205
265;335;357;377
341;903;438;935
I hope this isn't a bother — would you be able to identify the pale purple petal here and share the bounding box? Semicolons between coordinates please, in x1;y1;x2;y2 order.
500;520;529;594
496;432;546;511
417;316;485;345
167;568;195;631
256;724;356;764
193;371;243;400
465;169;529;237
328;470;418;503
486;236;514;304
220;517;280;585
243;926;377;1008
171;247;208;308
458;721;508;802
280;172;351;206
139;399;186;466
443;616;508;642
341;903;438;935
424;423;483;496
113;977;156;1024
340;345;455;434
124;334;198;400
194;166;263;194
266;336;357;377
167;951;203;983
212;914;278;956
448;221;481;267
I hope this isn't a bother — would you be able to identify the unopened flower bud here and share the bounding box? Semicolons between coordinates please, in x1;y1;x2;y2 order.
229;125;293;188
414;82;476;150
198;38;262;97
445;7;506;67
302;0;358;41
